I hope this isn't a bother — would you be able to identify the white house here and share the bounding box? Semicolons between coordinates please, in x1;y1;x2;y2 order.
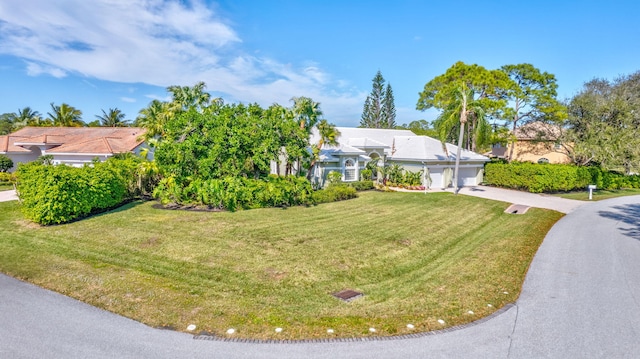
309;127;490;189
0;127;150;171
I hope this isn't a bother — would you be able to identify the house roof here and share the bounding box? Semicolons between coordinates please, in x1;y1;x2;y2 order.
310;127;488;163
309;127;415;147
391;136;489;162
0;127;147;155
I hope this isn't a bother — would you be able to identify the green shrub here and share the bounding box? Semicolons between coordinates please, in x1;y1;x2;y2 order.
16;157;140;225
0;172;16;184
484;162;640;193
401;171;423;186
327;171;342;185
345;180;374;191
360;169;373;181
154;175;315;211
0;154;13;172
312;184;357;204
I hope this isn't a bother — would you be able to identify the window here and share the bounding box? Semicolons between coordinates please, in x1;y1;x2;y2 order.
537;157;550;164
344;158;356;181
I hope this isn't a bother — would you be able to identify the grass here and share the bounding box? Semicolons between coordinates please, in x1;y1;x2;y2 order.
0;184;14;191
553;188;640;201
0;191;562;340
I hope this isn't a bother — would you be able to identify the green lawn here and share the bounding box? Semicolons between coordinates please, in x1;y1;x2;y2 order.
0;191;562;340
0;184;14;191
553;188;640;201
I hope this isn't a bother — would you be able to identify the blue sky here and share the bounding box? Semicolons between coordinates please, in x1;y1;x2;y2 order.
1;0;638;127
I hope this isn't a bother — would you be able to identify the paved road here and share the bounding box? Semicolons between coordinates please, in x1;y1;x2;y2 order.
1;195;639;358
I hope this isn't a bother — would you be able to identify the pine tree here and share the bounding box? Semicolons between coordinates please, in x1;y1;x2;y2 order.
382;84;396;128
360;71;396;128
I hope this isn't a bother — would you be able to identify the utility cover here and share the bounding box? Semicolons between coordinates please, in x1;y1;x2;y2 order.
332;289;363;302
505;204;530;214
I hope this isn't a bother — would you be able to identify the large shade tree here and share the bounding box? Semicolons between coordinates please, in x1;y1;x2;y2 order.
500;63;566;161
563;72;640;174
417;62;510;153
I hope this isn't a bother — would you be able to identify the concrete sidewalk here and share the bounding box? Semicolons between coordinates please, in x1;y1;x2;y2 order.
450;185;585;213
0;189;17;202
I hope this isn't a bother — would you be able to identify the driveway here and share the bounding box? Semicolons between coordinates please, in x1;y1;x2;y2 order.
0;189;17;202
452;185;585;213
1;195;639;358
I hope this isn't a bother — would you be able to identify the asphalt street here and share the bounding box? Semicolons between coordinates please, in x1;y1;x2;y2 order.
1;194;639;358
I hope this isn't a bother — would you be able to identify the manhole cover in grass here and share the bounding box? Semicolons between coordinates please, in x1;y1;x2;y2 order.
505;204;530;214
332;289;363;302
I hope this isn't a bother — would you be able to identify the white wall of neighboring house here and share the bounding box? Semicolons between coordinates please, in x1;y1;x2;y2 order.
4;153;40;172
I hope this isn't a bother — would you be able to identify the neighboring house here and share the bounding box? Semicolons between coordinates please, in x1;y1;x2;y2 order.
491;122;571;164
0;127;149;172
307;127;490;189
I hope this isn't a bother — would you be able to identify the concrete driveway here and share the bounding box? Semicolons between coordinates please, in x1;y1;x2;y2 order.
0;189;17;202
1;194;639;358
453;185;585;214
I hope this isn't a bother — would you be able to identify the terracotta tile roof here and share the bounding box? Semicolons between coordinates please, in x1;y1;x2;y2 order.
0;127;147;154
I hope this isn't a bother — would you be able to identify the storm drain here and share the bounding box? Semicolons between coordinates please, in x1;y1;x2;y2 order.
332;289;363;302
505;204;530;214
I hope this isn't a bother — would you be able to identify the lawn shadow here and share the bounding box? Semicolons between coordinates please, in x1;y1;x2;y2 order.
85;200;147;220
598;203;640;240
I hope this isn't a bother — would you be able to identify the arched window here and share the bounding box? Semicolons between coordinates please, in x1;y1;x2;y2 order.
344;158;356;181
537;157;550;164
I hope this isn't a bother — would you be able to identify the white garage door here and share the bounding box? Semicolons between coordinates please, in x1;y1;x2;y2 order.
458;167;478;186
427;168;444;189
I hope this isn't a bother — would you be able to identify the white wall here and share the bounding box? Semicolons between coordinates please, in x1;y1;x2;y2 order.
4;153;40;172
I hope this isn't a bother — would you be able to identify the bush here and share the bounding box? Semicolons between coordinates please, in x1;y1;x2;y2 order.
16;157;140;225
312;184;357;204
484;162;640;193
154;175;315;211
0;172;16;184
360;169;373;181
344;180;374;191
0;154;13;172
327;171;342;185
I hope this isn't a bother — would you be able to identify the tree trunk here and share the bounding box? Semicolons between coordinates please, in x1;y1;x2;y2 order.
453;94;468;194
508;100;520;162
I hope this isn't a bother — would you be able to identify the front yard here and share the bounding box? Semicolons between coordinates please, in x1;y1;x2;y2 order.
0;191;561;340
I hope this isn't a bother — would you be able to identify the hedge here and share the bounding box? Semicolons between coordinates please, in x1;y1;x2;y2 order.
484;162;640;193
344;180;375;191
311;184;358;204
16;157;140;225
154;175;315;211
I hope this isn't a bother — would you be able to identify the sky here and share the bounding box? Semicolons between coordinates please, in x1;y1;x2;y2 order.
1;0;639;127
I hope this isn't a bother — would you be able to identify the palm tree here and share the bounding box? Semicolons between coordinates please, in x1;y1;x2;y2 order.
166;81;211;112
6;107;43;131
436;83;486;193
96;108;130;127
47;103;83;127
135;100;173;139
307;119;340;180
291;96;323;131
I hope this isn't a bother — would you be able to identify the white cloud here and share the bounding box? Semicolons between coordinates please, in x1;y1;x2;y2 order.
0;0;365;125
25;62;67;78
120;97;136;103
